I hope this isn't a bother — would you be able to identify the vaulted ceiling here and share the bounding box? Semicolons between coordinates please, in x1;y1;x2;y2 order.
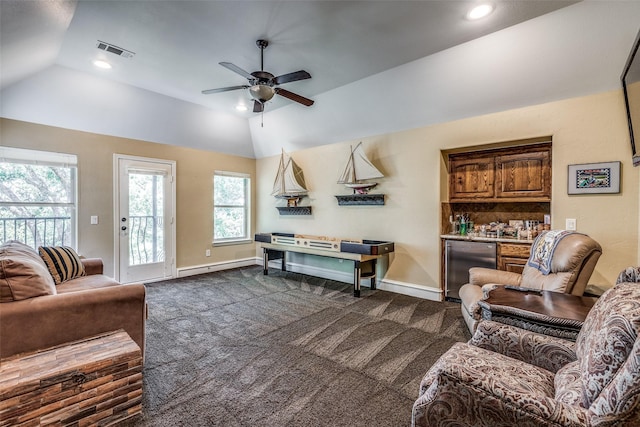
1;1;639;158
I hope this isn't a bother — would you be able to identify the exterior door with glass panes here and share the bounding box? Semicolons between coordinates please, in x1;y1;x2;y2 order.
117;157;175;283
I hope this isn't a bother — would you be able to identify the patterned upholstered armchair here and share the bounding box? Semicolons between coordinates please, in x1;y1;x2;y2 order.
617;266;640;284
412;280;640;427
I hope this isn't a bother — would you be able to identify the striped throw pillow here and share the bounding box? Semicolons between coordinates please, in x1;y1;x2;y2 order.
38;246;86;285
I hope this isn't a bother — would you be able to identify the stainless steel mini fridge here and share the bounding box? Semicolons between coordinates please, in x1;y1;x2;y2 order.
445;240;497;301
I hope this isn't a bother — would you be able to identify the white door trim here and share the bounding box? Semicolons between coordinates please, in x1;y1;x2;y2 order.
113;154;177;282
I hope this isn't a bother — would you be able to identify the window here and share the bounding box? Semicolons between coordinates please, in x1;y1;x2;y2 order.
0;147;78;249
127;170;165;265
213;171;250;243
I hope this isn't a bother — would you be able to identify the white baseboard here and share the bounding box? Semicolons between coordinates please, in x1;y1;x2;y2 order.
177;257;260;278
273;260;357;285
378;279;442;301
181;257;442;301
267;259;442;301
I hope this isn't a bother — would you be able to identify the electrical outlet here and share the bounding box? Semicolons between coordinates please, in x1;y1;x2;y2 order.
566;218;577;231
205;249;211;257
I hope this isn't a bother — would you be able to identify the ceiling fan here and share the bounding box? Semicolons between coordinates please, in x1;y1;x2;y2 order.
202;39;314;113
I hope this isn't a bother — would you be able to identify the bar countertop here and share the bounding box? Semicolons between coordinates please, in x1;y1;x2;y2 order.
440;234;534;244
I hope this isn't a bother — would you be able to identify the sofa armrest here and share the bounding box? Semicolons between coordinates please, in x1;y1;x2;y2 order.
81;258;103;275
0;283;145;359
469;267;522;287
469;320;576;373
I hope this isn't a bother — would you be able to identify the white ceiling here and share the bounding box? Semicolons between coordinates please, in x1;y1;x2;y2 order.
1;1;640;158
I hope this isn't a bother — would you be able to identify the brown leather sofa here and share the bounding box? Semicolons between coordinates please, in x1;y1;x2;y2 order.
0;241;146;359
459;232;602;333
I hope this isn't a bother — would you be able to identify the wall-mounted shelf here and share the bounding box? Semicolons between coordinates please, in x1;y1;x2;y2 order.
335;194;385;206
276;206;312;215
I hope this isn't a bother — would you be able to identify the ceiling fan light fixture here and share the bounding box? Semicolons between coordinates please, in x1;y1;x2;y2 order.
466;3;494;20
249;84;275;102
202;39;313;112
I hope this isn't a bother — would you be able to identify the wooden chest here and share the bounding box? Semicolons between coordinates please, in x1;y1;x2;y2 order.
0;330;142;426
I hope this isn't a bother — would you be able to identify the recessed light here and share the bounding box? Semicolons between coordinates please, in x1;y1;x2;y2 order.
235;104;248;112
466;3;494;20
93;60;112;69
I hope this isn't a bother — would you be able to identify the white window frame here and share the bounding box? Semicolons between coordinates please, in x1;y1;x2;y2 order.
0;147;78;249
213;171;251;245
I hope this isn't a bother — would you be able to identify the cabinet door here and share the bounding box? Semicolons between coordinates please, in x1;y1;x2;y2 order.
498;256;528;274
449;156;494;200
497;242;531;275
495;150;551;200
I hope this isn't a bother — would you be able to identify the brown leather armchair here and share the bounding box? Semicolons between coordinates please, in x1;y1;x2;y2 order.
459;232;602;333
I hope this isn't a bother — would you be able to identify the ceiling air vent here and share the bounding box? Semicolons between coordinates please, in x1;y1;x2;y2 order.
96;40;135;59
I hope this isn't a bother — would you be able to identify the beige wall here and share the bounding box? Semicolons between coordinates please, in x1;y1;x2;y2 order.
0;118;256;277
3;88;638;291
256;90;640;292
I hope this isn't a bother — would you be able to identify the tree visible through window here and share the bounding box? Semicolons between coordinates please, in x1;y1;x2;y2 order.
213;172;249;242
128;172;164;265
0;147;77;249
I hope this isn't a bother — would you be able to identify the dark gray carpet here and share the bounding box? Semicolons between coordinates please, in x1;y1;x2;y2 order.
130;266;470;426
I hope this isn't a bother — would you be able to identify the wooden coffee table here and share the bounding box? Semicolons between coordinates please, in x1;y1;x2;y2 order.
477;286;598;341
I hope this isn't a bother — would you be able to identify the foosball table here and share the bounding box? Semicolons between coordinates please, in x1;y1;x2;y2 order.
254;233;395;297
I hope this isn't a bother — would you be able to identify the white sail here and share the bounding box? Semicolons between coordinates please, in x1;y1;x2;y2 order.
337;142;383;184
272;149;308;197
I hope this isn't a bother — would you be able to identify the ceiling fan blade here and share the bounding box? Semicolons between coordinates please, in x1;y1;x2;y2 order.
253;100;264;113
275;88;314;106
201;85;249;95
273;70;311;85
219;62;254;80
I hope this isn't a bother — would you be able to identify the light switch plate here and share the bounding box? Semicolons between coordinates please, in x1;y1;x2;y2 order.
566;218;577;231
90;215;98;225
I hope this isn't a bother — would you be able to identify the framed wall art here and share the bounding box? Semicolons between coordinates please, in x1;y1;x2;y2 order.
567;161;621;194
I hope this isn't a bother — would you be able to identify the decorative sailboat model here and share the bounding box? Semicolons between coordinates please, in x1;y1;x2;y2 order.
272;149;312;215
335;142;386;206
